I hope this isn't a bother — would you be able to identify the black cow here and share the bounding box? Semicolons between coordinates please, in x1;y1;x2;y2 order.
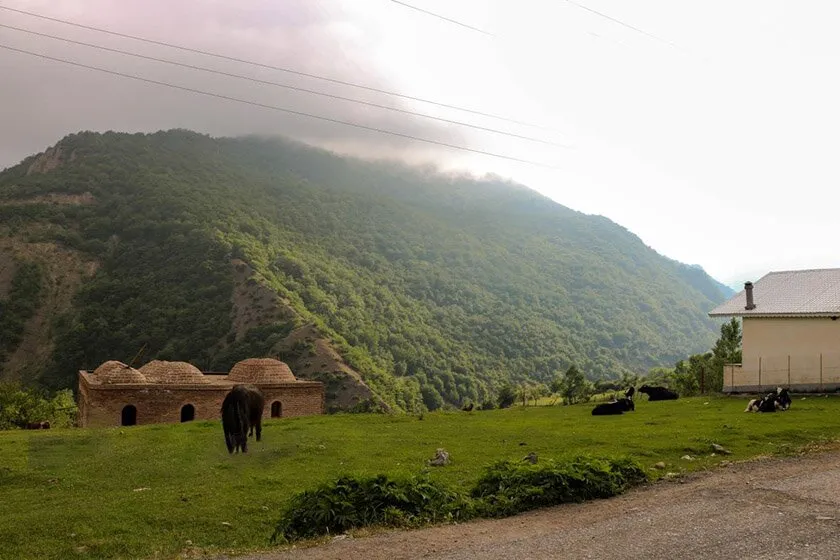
592;397;635;416
221;384;265;454
638;385;679;401
625;386;636;400
745;387;792;413
776;387;792;410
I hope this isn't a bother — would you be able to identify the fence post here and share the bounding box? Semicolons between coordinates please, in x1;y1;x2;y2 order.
820;353;823;391
758;357;762;391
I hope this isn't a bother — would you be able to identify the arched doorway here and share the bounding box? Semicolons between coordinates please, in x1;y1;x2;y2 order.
271;401;282;418
180;404;195;423
121;405;137;426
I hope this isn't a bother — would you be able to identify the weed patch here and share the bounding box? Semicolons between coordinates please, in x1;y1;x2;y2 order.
471;455;647;517
271;455;647;543
271;473;471;543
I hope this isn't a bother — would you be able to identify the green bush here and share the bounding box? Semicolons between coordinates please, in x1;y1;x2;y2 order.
470;455;648;517
0;383;77;429
270;455;647;544
270;473;472;543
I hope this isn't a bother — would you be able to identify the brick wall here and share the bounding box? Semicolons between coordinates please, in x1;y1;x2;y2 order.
262;384;325;418
78;374;324;428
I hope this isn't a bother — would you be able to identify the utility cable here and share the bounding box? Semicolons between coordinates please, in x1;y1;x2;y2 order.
388;0;493;36
0;4;561;133
0;23;567;148
0;43;564;170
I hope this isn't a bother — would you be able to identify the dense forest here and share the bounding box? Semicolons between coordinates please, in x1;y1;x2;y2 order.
0;129;731;412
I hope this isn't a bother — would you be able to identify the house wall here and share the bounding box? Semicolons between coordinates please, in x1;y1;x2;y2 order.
725;317;840;392
78;376;325;428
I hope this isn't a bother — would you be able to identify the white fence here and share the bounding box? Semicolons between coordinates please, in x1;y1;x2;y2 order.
723;352;840;392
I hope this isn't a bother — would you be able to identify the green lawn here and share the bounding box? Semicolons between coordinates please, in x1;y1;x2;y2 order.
2;394;839;560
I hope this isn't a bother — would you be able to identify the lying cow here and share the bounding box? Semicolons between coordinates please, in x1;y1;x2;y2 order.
638;385;679;401
592;397;635;416
745;387;792;413
776;387;792;410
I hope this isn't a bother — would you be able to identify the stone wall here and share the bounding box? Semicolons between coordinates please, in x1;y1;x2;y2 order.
78;375;324;428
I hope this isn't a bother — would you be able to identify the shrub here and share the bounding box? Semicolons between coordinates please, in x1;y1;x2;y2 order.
0;383;78;429
270;473;472;543
496;384;516;409
270;455;648;544
470;455;648;518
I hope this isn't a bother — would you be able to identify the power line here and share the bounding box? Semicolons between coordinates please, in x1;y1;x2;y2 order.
0;43;563;170
0;4;561;134
0;23;568;149
388;0;493;36
562;0;678;49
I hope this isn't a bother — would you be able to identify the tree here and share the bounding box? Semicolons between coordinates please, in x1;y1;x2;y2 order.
559;364;592;405
709;318;742;392
497;383;516;409
713;318;742;364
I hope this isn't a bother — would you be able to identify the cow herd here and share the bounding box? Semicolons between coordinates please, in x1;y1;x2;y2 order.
591;384;794;416
220;383;796;452
590;384;680;416
744;387;792;413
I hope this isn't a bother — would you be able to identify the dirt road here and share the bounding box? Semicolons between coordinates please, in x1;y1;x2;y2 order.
224;450;840;560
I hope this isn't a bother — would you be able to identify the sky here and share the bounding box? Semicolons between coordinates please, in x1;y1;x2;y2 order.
1;0;839;288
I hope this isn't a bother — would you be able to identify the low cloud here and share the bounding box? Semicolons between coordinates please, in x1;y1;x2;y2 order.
0;0;467;168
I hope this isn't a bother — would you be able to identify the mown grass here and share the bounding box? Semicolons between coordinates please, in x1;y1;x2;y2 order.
2;394;839;560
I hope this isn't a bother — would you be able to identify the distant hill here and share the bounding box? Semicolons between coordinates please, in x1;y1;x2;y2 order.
683;263;736;299
0;130;730;412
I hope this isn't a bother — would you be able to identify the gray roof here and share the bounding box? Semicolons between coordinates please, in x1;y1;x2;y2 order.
708;268;840;317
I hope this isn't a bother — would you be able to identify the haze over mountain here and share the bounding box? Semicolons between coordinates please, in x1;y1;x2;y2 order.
0;129;730;411
2;1;838;285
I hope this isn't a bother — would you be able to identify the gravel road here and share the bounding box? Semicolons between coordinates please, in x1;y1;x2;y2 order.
220;449;840;560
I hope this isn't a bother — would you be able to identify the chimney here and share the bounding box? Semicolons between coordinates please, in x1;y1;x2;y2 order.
744;281;756;310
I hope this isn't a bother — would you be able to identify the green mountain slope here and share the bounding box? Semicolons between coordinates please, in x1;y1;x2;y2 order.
0;129;728;411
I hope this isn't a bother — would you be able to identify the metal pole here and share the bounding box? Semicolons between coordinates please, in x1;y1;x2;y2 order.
788;355;791;386
758;356;762;391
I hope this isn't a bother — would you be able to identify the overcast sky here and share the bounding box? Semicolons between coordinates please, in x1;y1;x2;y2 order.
2;0;838;287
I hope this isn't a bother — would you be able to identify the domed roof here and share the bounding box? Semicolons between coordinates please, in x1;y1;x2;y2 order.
228;358;296;384
138;360;210;384
92;360;147;384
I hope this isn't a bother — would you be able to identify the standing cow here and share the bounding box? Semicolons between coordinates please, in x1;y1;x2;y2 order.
221;384;265;454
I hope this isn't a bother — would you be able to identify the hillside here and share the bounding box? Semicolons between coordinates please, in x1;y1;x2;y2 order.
0;129;729;411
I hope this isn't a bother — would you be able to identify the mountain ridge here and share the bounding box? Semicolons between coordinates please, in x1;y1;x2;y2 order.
0;129;729;411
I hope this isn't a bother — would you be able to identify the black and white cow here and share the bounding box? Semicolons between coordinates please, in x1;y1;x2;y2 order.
745;387;792;413
592;397;635;416
776;387;792;410
638;385;679;401
625;386;636;400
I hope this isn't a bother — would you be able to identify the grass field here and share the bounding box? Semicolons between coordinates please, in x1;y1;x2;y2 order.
2;394;840;560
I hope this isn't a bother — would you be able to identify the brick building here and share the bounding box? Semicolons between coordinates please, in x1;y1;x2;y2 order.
77;357;324;428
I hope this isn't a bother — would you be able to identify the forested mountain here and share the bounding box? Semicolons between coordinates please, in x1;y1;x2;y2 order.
0;129;729;412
